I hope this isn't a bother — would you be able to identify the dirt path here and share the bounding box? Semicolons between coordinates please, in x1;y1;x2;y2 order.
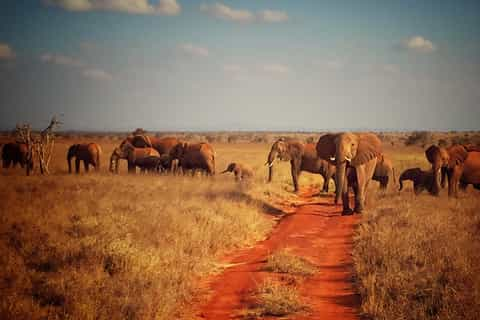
195;188;361;320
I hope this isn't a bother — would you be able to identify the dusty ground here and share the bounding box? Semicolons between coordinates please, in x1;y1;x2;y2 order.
195;188;361;320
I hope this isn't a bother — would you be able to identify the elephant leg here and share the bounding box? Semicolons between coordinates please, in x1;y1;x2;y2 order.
84;161;89;172
449;166;462;197
127;163;136;174
441;167;447;188
291;160;300;193
474;184;480;190
459;181;468;191
354;162;375;213
75;158;80;174
341;170;353;215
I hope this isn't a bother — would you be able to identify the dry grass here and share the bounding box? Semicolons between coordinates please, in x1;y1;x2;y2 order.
2;133;480;319
355;185;480;320
264;248;316;276
245;278;306;318
0;139;303;320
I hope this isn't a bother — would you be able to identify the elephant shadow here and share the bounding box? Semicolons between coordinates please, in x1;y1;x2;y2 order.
209;190;289;217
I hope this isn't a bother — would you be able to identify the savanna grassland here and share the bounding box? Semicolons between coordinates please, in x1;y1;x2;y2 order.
1;131;480;320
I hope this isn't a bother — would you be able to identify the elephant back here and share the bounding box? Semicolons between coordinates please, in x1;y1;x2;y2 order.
150;137;180;154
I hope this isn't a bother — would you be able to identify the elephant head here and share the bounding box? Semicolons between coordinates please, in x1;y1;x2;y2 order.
170;142;188;161
266;138;298;182
67;144;80;174
425;145;451;195
221;162;237;174
317;133;382;207
109;143;135;173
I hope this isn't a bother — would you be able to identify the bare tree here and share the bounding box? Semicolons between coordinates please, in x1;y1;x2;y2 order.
15;116;62;175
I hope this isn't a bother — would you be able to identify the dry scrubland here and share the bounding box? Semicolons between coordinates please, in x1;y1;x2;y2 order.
0;138;308;319
1;132;480;319
355;146;480;320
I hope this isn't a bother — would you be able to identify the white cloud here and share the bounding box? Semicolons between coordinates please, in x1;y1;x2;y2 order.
41;52;112;80
200;3;253;22
262;63;290;74
41;53;85;68
180;43;209;57
44;0;181;15
403;36;436;53
256;10;288;23
200;3;288;23
0;43;15;59
83;68;113;81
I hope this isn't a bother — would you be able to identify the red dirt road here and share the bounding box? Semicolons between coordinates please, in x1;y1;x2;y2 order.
196;189;361;320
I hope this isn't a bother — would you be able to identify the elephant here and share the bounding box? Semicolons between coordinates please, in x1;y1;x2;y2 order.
372;154;396;190
1;142;33;171
426;144;479;197
221;162;254;181
425;145;450;195
67;143;102;174
316;133;382;215
266;138;336;193
398;168;435;195
169;142;215;176
109;143;160;174
119;135;179;172
443;146;480;195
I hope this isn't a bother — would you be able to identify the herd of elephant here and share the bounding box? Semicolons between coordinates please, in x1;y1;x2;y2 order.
2;132;479;215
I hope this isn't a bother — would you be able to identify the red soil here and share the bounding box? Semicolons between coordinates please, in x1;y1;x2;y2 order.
195;188;361;320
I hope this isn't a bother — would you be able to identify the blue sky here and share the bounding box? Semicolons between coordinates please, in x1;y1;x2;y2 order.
0;0;479;131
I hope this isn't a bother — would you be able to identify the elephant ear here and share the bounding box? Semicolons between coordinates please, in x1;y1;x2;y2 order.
131;134;152;147
351;133;382;166
425;145;440;164
316;134;337;161
448;145;469;165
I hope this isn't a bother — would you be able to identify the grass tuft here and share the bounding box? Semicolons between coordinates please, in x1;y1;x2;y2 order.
264;248;316;276
247;279;306;318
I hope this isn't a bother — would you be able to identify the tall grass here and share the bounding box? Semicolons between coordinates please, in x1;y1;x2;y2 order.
354;190;480;320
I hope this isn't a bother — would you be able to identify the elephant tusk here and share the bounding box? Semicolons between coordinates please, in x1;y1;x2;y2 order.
330;157;336;161
345;156;352;162
268;162;274;168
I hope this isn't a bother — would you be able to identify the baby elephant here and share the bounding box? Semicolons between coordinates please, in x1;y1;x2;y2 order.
221;162;254;181
399;168;435;195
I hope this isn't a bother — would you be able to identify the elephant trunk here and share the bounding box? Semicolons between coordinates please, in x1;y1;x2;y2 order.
335;161;346;205
399;176;404;191
431;163;441;196
266;150;277;182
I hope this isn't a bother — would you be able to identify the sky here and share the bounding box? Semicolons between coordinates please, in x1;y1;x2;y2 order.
0;0;479;131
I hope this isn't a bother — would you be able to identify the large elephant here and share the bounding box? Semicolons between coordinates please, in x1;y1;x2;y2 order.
120;135;179;172
110;143;160;174
425;145;450;195
266;138;336;193
316;133;382;215
372;154;396;190
425;144;480;197
1;142;33;171
458;150;480;191
430;144;480;196
169;142;215;176
67;143;101;174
